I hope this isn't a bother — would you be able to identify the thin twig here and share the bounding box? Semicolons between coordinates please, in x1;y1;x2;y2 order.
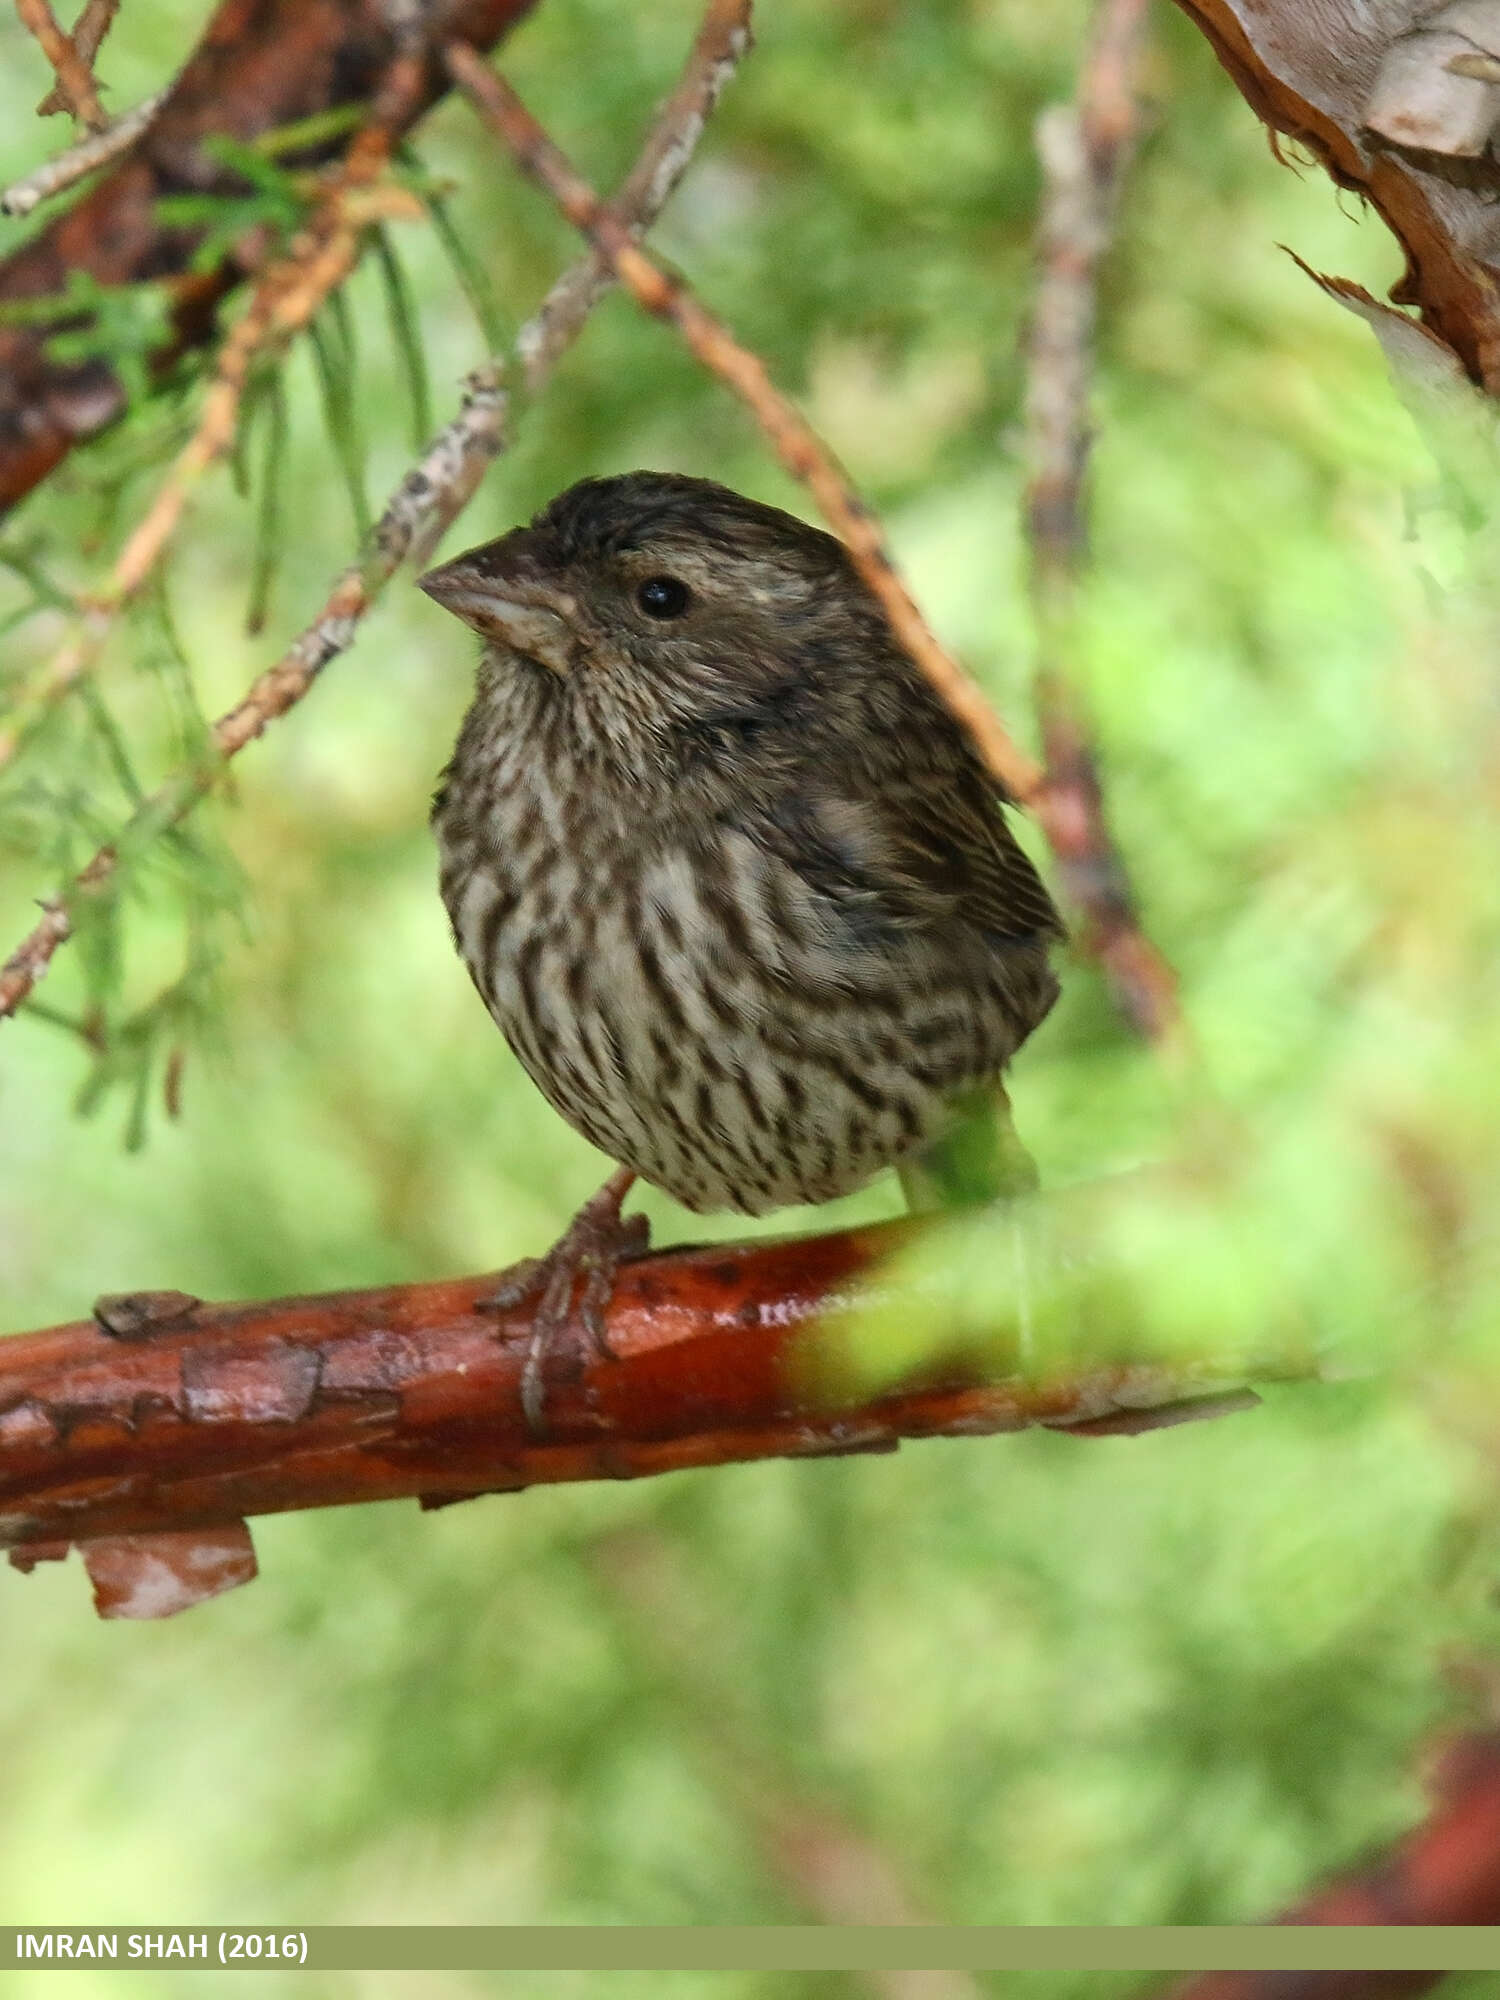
0;1;754;1022
35;0;117;116
446;40;1047;809
0;2;544;517
1;86;164;217
14;0;108;128
0;149;421;772
1024;0;1183;1045
210;370;507;761
517;0;753;395
0;372;509;1023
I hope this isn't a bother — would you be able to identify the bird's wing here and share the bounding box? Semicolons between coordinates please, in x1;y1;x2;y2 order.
749;775;1063;947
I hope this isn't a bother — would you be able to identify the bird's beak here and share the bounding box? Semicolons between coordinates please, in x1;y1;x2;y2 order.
418;544;578;678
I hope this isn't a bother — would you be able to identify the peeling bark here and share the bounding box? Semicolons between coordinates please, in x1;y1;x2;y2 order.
1171;0;1500;384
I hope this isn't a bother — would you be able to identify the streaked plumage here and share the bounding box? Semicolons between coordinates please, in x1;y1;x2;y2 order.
424;472;1061;1219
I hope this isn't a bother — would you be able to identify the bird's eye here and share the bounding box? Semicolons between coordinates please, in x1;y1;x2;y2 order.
636;575;690;620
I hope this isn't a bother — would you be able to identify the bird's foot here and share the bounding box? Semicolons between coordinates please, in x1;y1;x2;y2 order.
479;1167;648;1435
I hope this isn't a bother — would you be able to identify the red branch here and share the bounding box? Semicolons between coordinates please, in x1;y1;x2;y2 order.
1165;1733;1500;1999
0;1221;1260;1617
0;0;538;515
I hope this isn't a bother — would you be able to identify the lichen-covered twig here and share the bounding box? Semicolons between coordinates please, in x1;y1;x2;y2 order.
1;86;164;217
1024;0;1183;1046
0;0;756;1022
14;0;109;128
446;40;1048;810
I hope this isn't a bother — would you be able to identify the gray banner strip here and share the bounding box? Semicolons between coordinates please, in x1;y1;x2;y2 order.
3;1928;1500;1971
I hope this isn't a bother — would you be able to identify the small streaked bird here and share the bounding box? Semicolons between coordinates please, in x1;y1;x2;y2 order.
421;472;1062;1425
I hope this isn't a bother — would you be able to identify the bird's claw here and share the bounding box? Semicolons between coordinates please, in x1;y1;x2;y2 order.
478;1257;548;1317
477;1173;648;1436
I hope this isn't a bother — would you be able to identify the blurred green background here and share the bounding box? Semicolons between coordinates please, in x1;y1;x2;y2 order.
4;0;1500;1991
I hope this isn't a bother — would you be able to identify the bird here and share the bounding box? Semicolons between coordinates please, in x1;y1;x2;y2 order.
420;471;1063;1427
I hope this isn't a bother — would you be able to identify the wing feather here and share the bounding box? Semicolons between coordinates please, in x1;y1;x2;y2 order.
753;775;1063;948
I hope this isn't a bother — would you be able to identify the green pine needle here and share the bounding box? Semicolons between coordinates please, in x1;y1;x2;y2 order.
372;226;433;452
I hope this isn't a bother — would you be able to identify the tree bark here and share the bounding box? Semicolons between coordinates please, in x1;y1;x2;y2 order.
0;1219;1260;1615
1170;0;1500;385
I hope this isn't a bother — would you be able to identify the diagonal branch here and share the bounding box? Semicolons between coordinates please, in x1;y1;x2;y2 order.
445;43;1192;1043
1161;1733;1500;1990
0;0;756;1022
1024;0;1184;1046
444;40;1047;811
0;1216;1266;1619
516;0;753;394
35;0;118;118
14;0;109;129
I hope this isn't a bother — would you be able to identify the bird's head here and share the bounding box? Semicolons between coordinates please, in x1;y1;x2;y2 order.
419;472;878;760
